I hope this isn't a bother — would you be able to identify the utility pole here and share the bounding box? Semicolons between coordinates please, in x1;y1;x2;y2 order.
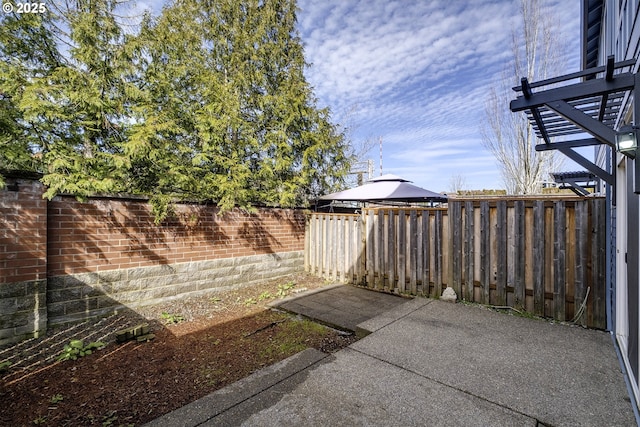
379;136;383;176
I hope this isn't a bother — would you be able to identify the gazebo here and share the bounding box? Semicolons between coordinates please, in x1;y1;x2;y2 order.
317;174;447;211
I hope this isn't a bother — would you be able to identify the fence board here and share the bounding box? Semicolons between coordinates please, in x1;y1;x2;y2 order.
464;201;474;301
496;201;507;306
554;201;566;321
514;200;526;308
434;210;443;297
592;199;606;329
422;211;431;296
451;202;462;296
376;210;384;289
533;201;545;316
574;201;587;326
388;210;396;292
480;202;490;304
305;197;606;329
409;210;418;294
398;210;407;293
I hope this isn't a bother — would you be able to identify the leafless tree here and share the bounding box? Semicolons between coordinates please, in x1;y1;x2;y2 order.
481;0;565;194
336;104;380;187
448;174;467;194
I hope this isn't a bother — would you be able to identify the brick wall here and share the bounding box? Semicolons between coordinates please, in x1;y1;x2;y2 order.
46;196;304;276
1;177;307;344
0;175;47;345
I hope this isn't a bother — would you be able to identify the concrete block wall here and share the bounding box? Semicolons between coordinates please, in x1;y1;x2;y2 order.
47;251;303;326
0;175;48;345
0;177;306;343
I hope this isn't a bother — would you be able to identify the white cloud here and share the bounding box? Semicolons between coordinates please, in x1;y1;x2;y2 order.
298;0;582;191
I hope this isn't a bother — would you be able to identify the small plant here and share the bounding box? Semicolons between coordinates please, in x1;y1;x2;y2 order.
161;312;185;324
0;360;11;372
210;296;222;304
57;340;105;361
101;410;119;427
258;291;273;301
276;281;296;298
50;394;64;404
32;415;47;425
243;298;257;306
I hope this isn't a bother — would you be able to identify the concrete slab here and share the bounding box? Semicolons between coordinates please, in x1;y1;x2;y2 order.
351;299;635;427
146;291;636;427
145;348;329;427
208;348;537;427
271;285;409;332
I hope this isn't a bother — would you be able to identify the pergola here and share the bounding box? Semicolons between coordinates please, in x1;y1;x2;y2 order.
510;55;639;191
552;171;599;196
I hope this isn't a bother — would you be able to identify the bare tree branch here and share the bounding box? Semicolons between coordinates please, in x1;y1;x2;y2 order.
482;0;565;194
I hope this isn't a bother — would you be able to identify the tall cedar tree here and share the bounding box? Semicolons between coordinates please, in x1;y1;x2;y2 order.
0;0;349;216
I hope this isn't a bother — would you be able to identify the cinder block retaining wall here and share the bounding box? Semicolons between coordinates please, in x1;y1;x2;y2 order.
0;174;305;345
0;176;48;346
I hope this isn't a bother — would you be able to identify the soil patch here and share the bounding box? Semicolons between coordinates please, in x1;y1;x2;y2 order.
0;273;355;426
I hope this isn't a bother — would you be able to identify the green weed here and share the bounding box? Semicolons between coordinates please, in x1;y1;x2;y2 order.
276;281;296;298
50;394;64;404
160;312;185;324
57;340;105;362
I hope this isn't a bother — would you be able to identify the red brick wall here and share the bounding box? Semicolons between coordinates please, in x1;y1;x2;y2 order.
46;196;305;276
0;178;47;284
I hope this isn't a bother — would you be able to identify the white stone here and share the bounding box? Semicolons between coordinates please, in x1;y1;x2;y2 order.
441;287;457;303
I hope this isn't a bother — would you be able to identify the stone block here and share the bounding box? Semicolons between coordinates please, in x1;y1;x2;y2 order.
96;294;120;309
0;282;26;298
105;279;140;294
0;298;16;312
98;269;126;283
127;264;175;280
47;276;66;290
136;333;155;342
0;311;29;329
65;272;99;287
47;302;66;318
47;286;83;304
64;297;98;316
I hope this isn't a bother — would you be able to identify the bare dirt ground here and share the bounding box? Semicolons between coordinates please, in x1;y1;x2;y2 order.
0;273;355;426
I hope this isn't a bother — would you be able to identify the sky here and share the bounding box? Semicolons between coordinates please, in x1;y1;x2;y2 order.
295;0;582;193
131;0;582;193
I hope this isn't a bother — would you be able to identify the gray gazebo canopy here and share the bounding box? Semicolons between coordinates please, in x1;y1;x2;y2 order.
319;174;447;205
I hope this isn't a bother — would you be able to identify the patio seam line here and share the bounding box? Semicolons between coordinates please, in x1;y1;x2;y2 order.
194;351;331;426
359;297;435;334
346;347;540;424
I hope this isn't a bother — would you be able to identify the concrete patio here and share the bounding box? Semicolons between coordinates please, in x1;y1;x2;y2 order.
147;285;637;426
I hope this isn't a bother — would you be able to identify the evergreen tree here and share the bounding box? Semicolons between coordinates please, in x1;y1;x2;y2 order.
0;0;350;216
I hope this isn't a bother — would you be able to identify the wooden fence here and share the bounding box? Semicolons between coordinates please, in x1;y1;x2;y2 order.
304;196;607;329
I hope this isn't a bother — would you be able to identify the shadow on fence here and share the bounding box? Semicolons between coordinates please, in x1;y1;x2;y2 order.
305;197;607;329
